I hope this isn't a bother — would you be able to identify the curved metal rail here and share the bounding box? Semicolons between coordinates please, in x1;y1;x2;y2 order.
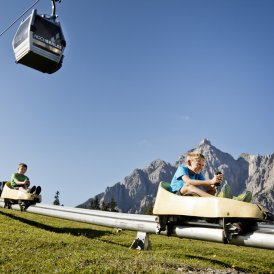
0;200;273;250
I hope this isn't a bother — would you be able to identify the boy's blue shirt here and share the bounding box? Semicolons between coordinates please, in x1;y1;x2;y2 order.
170;165;205;192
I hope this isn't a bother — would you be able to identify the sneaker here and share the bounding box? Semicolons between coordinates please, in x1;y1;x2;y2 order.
35;186;41;195
233;191;252;203
217;182;233;199
28;186;36;193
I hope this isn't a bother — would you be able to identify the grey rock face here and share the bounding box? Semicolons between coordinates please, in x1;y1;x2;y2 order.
77;139;274;213
101;160;176;213
241;153;274;212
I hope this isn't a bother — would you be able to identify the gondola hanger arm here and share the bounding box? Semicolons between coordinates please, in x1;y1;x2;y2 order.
51;0;62;19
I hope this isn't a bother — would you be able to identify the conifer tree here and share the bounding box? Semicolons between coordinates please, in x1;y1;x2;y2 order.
143;203;153;215
108;197;118;212
90;196;100;210
101;201;109;211
53;191;60;205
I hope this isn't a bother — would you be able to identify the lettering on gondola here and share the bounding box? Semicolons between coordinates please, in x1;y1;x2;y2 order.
33;34;62;50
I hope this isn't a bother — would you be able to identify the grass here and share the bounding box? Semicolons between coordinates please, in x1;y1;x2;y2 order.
0;208;273;273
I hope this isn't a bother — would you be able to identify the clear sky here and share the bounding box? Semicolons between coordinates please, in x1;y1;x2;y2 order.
0;0;273;207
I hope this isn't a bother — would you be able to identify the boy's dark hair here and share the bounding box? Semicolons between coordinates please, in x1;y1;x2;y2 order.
19;163;28;169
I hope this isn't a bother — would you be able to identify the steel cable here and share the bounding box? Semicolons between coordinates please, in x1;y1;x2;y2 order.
0;0;40;38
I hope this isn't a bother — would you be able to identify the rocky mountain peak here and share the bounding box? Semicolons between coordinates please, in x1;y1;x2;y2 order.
199;138;211;146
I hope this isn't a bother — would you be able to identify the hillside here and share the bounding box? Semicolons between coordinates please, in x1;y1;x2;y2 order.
77;139;274;213
1;208;274;273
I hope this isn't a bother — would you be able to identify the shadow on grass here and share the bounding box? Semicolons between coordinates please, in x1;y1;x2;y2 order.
185;254;249;273
0;210;112;239
100;238;131;248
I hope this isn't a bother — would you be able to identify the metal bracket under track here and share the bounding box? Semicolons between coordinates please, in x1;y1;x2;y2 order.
130;231;152;251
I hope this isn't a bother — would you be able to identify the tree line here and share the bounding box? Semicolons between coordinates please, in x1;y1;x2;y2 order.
53;191;118;212
53;191;153;214
89;196;118;212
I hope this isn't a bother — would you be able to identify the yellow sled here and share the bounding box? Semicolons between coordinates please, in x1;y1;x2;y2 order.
1;182;41;211
153;182;274;242
153;182;270;221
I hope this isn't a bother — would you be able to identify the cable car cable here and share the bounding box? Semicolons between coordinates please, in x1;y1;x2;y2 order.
0;0;41;38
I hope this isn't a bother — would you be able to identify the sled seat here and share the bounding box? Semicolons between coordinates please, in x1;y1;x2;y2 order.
161;182;171;191
2;181;12;188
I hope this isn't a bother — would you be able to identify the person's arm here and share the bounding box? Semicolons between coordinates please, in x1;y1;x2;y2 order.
182;173;222;187
13;178;26;186
11;174;29;186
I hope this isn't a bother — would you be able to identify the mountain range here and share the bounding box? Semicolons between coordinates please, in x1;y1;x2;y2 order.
77;139;274;213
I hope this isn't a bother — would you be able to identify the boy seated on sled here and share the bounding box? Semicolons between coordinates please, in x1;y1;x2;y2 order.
170;152;252;202
170;152;221;197
10;163;41;195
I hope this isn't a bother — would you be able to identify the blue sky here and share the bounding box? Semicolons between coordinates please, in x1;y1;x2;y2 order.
0;0;273;207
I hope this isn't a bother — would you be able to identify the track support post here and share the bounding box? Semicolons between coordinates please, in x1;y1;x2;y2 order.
130;231;152;250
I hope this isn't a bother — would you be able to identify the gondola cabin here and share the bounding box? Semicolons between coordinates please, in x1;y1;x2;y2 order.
12;9;66;74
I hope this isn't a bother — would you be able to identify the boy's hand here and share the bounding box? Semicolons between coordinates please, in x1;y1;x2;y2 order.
207;184;217;195
24;180;30;186
211;172;223;186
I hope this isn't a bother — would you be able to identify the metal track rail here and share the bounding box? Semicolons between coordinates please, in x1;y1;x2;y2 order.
0;200;273;250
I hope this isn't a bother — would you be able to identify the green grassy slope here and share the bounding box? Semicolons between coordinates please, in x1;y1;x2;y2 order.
0;208;273;273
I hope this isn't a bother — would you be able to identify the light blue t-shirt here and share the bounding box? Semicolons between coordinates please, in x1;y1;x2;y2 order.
170;165;205;192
